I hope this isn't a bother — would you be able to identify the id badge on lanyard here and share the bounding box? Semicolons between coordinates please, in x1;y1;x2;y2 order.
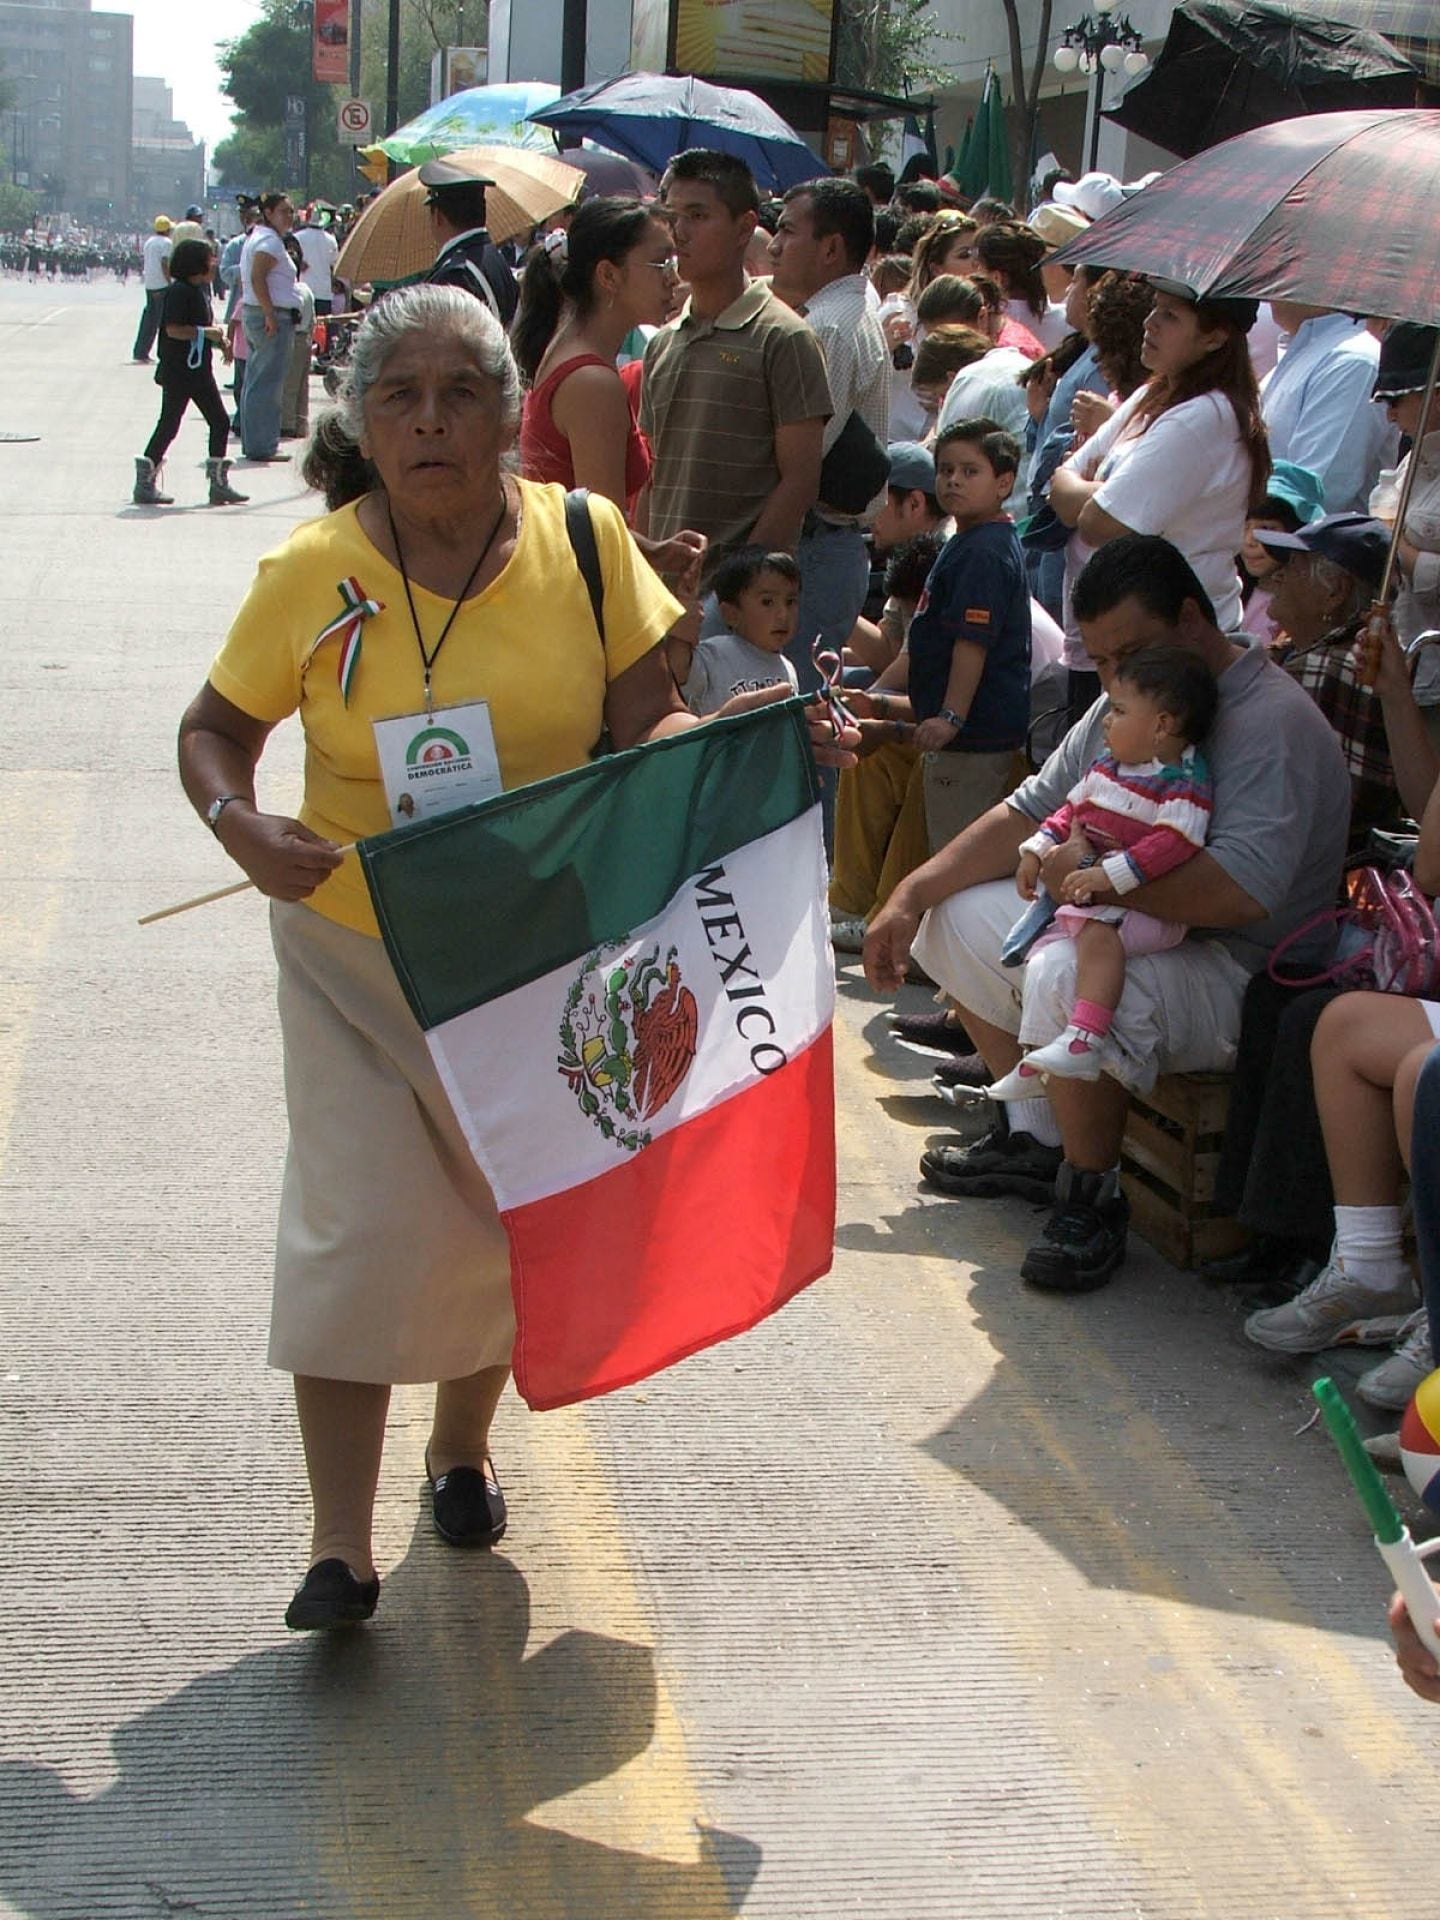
373;700;502;827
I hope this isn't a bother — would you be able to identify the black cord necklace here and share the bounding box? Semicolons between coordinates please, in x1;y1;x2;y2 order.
387;482;509;715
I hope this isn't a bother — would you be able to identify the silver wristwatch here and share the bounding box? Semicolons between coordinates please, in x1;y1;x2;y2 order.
206;793;247;833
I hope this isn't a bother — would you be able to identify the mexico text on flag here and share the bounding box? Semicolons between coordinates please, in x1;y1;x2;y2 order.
360;701;836;1410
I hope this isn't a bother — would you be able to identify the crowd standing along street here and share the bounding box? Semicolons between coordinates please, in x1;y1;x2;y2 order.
8;89;1440;1916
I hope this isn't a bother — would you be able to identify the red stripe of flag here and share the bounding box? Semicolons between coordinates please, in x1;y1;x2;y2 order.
506;1028;835;1409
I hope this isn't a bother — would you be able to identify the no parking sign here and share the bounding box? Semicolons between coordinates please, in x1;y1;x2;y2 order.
337;99;373;144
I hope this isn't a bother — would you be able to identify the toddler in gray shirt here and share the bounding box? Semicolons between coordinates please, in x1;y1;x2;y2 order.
684;547;802;718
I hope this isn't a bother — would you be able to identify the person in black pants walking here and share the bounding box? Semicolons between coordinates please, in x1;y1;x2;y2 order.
133;241;249;509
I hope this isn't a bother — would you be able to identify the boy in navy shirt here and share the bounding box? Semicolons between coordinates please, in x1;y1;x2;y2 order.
907;418;1032;852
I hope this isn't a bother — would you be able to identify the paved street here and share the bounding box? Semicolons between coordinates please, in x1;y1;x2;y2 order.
3;276;1440;1920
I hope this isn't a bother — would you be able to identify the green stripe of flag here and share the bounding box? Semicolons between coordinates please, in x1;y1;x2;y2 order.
360;699;819;1032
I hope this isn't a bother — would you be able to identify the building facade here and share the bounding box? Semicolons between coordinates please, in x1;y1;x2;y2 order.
131;74;205;225
0;0;132;223
483;0;1183;189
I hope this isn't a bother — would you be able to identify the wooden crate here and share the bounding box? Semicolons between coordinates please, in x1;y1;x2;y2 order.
1120;1071;1248;1271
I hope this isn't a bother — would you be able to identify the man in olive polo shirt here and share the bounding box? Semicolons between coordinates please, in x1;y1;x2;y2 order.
639;149;832;598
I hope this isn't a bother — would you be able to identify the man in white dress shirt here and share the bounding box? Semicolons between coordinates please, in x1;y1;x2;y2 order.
1261;303;1396;514
768;176;890;692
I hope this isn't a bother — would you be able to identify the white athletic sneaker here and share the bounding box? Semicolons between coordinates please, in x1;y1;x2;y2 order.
1244;1260;1418;1355
829;915;868;954
1015;1023;1106;1082
1358;1309;1434;1411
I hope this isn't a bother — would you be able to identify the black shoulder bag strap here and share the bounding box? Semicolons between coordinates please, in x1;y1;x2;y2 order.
564;487;611;756
563;486;605;644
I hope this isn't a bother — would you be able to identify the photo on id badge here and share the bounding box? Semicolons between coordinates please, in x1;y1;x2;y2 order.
373;700;503;828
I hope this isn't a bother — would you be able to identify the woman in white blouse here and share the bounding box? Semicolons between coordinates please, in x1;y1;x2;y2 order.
238;189;301;463
1049;281;1270;715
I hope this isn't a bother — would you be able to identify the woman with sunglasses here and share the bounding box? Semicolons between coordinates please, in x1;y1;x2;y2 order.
513;196;678;521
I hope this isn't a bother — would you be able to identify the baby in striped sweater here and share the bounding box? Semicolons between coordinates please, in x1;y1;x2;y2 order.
989;645;1218;1100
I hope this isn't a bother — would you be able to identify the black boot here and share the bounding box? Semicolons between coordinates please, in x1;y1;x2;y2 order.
1021;1162;1130;1293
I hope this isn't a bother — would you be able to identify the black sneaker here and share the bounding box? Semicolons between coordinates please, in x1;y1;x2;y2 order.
1021;1164;1130;1293
888;1009;975;1058
919;1121;1062;1201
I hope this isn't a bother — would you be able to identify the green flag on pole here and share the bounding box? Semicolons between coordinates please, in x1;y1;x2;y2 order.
946;114;974;194
957;69;1011;202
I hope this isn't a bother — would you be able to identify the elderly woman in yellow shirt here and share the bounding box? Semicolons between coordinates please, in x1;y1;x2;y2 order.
179;285;809;1631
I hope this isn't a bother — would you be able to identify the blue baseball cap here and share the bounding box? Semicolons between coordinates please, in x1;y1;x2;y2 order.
1252;512;1391;591
887;441;935;494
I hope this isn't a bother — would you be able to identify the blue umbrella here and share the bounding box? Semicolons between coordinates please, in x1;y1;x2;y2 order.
378;82;562;163
528;72;826;192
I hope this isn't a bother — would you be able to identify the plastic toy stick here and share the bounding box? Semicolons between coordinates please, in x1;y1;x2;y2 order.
1313;1376;1440;1661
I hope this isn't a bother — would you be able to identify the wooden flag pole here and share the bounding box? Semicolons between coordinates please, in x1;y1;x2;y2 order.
138;844;357;928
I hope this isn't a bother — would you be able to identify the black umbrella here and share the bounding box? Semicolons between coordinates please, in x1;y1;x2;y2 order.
1331;0;1440;86
1106;0;1420;158
552;149;660;202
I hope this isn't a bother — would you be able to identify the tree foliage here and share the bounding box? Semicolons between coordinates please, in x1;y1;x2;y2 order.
835;0;957;97
214;0;487;198
356;0;478;136
0;183;38;232
214;0;349;199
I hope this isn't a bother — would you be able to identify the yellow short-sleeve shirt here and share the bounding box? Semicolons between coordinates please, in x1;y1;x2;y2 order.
209;479;684;937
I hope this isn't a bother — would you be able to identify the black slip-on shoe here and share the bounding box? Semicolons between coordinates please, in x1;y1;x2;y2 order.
920;1124;1062;1202
426;1455;508;1549
888;1009;975;1057
285;1557;380;1631
1021;1165;1130;1293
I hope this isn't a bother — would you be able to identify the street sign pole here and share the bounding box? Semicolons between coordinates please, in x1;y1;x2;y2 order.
350;0;363;199
561;0;588;92
386;0;401;151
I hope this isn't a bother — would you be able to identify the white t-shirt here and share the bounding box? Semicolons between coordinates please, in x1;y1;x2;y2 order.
296;224;339;301
1069;386;1251;635
141;232;172;291
240;226;299;310
935;345;1032;445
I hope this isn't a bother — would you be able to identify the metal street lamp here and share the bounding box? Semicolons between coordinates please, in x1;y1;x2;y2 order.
1052;0;1149;172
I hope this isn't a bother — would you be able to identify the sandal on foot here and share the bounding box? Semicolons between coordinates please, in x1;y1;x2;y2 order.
425;1452;507;1549
285;1557;379;1631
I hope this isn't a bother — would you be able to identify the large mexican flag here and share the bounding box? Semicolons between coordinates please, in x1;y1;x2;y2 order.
360;701;835;1410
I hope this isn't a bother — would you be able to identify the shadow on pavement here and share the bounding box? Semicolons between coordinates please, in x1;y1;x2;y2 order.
918;1253;1414;1641
0;1504;760;1919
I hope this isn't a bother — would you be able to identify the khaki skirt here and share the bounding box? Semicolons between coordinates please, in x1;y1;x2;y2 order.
268;901;515;1384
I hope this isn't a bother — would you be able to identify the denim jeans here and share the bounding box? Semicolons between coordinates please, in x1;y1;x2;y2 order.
239;305;294;458
132;287;166;361
790;519;870;858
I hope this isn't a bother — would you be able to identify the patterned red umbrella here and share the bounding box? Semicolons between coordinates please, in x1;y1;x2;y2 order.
1050;107;1440;325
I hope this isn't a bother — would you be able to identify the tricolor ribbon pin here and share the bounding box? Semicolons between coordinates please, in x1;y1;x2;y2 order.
306;576;385;705
810;632;858;741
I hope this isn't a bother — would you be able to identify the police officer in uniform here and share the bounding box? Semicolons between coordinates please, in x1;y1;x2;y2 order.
419;159;519;327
